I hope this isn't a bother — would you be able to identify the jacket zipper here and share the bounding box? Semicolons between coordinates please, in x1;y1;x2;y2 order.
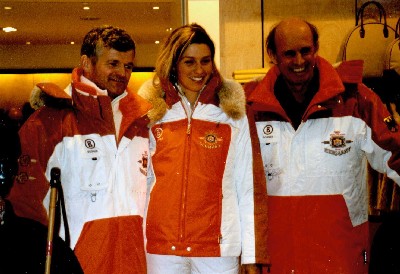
178;94;200;242
176;82;206;242
179;125;192;241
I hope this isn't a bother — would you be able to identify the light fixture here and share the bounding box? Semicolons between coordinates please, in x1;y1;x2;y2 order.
2;27;17;33
4;6;12;10
153;6;160;10
70;41;75;45
155;41;160;44
83;6;90;10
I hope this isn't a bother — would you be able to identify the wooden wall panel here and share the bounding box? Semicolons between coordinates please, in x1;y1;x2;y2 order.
219;0;263;79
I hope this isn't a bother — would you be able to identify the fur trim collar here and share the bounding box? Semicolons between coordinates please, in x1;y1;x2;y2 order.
137;79;246;126
30;82;72;110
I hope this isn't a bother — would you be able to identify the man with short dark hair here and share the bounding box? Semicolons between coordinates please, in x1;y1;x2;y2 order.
8;25;152;274
245;18;400;273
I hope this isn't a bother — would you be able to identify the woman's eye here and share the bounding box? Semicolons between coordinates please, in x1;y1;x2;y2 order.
201;59;211;65
184;60;195;65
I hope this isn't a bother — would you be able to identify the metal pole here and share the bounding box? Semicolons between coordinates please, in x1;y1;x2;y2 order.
182;0;188;25
44;167;60;274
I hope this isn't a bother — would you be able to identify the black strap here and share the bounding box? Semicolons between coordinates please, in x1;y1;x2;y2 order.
51;167;71;248
356;1;389;38
56;182;70;247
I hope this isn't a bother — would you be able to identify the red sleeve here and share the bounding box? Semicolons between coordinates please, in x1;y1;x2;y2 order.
246;105;270;265
8;108;61;225
357;83;400;176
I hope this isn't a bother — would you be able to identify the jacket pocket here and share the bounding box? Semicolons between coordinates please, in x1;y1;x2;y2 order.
78;136;110;191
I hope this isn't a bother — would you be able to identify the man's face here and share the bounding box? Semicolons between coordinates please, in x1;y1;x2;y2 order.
83;47;135;99
270;22;317;92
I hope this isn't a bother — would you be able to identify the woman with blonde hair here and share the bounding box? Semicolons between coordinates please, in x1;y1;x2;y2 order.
138;23;269;274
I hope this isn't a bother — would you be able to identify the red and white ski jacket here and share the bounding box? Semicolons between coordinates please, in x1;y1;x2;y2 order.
245;56;400;274
8;68;152;274
138;75;269;265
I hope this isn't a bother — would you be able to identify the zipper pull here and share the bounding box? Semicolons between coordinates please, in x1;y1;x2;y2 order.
91;192;97;202
187;123;191;135
363;249;367;264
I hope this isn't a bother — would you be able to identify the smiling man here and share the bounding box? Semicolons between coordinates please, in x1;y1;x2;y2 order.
8;25;152;274
245;18;400;273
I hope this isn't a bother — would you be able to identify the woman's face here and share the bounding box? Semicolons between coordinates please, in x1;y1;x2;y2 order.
177;43;213;93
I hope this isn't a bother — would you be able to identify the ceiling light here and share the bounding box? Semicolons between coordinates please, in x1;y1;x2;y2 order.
2;27;17;33
70;42;75;45
83;6;90;10
155;41;160;44
26;42;31;45
153;6;160;10
4;6;12;10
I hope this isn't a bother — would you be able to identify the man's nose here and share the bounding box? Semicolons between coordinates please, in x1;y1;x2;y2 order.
294;52;305;65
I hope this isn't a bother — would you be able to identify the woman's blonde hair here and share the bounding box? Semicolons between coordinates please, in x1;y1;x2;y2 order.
154;23;216;85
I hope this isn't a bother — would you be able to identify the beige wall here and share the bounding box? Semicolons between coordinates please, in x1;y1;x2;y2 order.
0;72;154;110
0;43;159;70
219;0;399;78
188;0;220;69
219;0;263;79
263;0;356;66
1;0;399;109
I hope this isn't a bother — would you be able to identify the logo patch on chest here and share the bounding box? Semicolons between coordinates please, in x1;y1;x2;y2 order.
154;127;164;141
85;139;96;149
199;131;223;149
138;151;148;176
84;138;99;155
322;130;353;156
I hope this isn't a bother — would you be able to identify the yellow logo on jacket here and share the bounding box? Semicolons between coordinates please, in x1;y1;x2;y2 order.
322;130;353;156
154;127;163;141
199;131;223;149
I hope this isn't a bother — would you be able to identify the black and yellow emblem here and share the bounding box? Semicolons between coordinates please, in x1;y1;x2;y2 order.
322;130;353;156
199;132;223;149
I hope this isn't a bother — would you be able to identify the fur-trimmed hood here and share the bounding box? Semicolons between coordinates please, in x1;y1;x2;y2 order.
30;82;72;110
137;77;246;126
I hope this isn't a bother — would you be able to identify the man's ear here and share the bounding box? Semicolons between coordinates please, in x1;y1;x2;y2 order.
267;49;278;65
80;55;91;73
